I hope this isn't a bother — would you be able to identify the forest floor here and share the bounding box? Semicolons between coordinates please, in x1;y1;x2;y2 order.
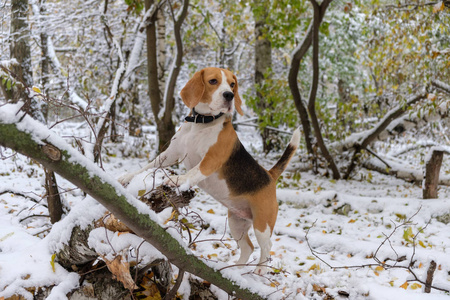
0;121;449;300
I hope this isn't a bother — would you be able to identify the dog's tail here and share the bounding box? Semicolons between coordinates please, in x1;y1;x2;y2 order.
268;127;301;180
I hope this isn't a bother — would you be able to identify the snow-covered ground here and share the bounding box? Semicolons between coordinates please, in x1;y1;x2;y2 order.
1;118;449;300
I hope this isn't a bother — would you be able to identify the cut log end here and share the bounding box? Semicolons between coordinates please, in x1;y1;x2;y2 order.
423;150;444;199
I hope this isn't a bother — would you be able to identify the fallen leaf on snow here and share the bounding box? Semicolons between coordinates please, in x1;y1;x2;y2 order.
103;254;137;291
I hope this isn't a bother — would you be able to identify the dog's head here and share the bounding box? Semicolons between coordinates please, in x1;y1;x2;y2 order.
180;67;243;116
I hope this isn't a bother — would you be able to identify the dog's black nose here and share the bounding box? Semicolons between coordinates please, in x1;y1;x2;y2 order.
223;91;234;102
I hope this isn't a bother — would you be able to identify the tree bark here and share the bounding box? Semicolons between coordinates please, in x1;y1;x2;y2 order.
44;168;64;223
423;150;444;199
163;0;189;130
156;9;166;96
288;0;333;158
0;116;264;300
145;0;174;152
307;0;340;179
253;0;275;153
9;0;33;103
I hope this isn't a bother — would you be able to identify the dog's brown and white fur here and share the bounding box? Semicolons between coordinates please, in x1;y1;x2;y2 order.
119;67;300;274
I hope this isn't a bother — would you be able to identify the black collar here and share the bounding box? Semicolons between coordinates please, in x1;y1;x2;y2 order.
184;108;224;123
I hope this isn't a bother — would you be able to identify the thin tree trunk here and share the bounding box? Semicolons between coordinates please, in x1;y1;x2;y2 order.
307;0;340;179
44;168;64;223
156;9;166;96
9;0;33;103
39;0;50;120
162;0;189;127
253;0;275;153
145;0;172;152
288;0;333;159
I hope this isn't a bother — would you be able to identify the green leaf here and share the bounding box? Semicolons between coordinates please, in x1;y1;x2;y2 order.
403;227;413;243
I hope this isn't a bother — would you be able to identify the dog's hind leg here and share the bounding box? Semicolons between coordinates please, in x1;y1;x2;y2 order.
254;225;272;275
228;211;254;266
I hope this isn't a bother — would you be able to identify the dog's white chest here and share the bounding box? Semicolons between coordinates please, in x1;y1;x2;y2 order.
178;122;224;170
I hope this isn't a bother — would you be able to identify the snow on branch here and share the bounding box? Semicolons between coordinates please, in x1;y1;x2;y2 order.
432;78;450;94
332;90;429;153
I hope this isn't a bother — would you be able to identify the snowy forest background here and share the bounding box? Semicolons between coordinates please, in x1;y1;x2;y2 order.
0;0;450;299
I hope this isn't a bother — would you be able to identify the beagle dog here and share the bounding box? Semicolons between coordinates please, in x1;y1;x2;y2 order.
119;67;300;275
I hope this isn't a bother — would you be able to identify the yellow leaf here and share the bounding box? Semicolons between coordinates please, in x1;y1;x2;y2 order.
418;262;423;268
309;264;321;271
410;283;422;290
348;219;356;223
137;189;146;197
418;240;426;248
270;280;280;287
103;254;137;291
270;251;275;255
375;266;384;272
374;271;379;276
286;223;292;227
50;253;56;273
400;282;408;289
32;86;41;93
207;209;215;214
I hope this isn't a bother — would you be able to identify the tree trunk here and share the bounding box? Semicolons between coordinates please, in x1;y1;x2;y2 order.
44;168;64;223
253;0;275;153
145;0;174;152
423;150;444;199
39;0;50;120
288;0;333;159
307;0;340;180
9;0;33;103
156;9;166;96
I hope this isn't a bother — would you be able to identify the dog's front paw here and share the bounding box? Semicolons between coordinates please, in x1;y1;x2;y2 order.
165;175;191;190
118;173;134;187
165;175;184;186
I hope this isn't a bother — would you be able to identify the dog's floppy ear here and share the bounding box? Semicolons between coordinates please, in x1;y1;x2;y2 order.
180;70;205;109
233;74;244;116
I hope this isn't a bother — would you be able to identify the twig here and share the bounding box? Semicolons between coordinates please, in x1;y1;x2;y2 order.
305;208;449;292
164;268;185;300
19;214;50;223
365;147;391;169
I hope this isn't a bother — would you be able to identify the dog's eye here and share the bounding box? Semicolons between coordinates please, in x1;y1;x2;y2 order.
230;83;235;88
209;79;218;85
